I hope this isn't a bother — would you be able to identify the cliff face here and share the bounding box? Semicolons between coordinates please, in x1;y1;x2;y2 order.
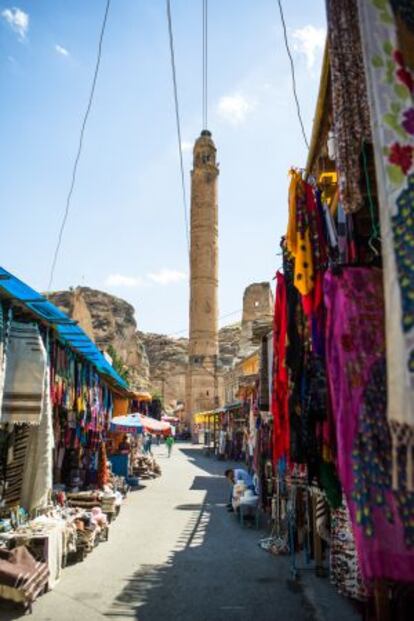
139;323;242;408
48;287;150;389
48;281;272;407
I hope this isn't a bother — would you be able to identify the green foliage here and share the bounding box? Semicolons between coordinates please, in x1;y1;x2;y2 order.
151;390;163;407
107;344;130;382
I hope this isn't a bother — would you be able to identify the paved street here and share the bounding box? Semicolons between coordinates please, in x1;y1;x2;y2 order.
0;444;359;621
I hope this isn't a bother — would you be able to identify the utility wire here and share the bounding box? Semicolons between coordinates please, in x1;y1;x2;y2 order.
276;0;309;150
168;308;243;337
202;0;208;129
47;0;111;292
166;0;190;258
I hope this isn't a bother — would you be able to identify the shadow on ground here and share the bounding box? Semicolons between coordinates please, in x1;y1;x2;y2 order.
103;447;357;621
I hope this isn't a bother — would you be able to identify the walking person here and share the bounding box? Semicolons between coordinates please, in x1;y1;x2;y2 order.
166;434;174;457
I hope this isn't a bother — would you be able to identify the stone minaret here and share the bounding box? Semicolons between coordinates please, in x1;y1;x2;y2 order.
186;130;219;422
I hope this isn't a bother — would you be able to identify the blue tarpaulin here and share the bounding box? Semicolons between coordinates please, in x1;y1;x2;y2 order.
0;266;129;392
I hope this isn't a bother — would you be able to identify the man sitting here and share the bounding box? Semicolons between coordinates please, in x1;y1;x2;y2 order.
224;468;254;511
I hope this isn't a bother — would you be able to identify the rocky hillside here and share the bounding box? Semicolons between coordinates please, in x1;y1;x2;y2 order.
139;323;242;408
48;287;150;389
48;283;272;407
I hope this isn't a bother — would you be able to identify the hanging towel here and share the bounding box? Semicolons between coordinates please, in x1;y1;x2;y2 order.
357;0;414;489
1;321;47;425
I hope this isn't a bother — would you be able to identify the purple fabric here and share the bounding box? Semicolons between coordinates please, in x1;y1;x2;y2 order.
324;267;414;582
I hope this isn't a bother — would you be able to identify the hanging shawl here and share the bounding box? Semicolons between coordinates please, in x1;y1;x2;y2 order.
326;0;372;213
286;170;314;296
324;267;414;582
357;0;414;489
271;271;289;464
20;367;54;513
1;321;47;425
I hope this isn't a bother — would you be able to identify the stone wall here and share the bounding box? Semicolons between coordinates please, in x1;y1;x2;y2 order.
239;282;274;356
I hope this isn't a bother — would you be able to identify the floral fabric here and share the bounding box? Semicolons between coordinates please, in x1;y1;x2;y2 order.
357;0;414;481
324;267;414;582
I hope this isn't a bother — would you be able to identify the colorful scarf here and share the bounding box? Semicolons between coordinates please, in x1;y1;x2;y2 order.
357;0;414;489
324;267;414;582
271;271;289;464
326;0;372;213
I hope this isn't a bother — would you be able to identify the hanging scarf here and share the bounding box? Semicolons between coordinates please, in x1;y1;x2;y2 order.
324;267;414;581
271;271;289;464
357;0;414;489
326;0;372;213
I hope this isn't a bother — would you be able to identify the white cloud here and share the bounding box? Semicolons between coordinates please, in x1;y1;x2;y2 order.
55;44;69;57
2;7;29;40
105;274;145;288
181;141;193;153
105;269;187;288
217;93;255;126
148;269;187;285
292;25;326;69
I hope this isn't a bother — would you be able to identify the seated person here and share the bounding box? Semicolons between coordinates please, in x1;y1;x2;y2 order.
224;468;255;511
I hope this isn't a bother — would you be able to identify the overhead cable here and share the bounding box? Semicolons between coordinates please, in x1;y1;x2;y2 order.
168;308;243;337
276;0;310;150
47;0;111;291
166;0;190;257
202;0;208;129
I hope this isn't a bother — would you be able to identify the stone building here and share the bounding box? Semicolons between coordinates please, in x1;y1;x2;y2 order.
185;130;220;420
239;282;274;356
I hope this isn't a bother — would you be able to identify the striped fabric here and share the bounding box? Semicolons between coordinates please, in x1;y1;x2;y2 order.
0;546;49;607
1;321;47;425
4;426;29;507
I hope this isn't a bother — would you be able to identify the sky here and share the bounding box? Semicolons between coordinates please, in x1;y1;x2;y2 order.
0;0;326;336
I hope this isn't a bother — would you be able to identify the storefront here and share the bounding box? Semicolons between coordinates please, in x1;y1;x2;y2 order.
250;3;414;618
0;267;157;610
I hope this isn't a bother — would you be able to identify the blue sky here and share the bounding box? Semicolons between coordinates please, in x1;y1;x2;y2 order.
0;0;326;336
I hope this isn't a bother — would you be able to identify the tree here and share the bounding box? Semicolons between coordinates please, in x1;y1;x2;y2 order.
107;344;130;382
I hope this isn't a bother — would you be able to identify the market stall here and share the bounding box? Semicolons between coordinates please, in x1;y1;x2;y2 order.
254;2;414;617
0;267;131;609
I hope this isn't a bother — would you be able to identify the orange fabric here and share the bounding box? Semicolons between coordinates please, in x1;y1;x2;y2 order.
113;397;129;417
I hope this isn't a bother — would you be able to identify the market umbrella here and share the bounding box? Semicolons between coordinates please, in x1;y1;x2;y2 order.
110;414;144;434
161;415;179;424
138;414;172;434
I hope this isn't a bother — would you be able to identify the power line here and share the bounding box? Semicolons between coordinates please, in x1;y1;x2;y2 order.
168;308;242;337
276;0;309;150
166;0;190;257
47;0;111;292
202;0;208;129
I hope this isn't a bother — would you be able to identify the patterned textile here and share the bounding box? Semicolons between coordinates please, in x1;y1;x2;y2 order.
352;357;414;549
357;0;414;490
271;271;289;464
4;426;29;507
286;170;315;296
0;546;49;607
330;499;367;601
20;367;54;513
324;267;414;582
325;0;372;214
1;321;47;425
258;335;270;411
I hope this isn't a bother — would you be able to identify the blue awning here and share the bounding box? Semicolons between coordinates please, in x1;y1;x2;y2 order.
0;266;129;392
